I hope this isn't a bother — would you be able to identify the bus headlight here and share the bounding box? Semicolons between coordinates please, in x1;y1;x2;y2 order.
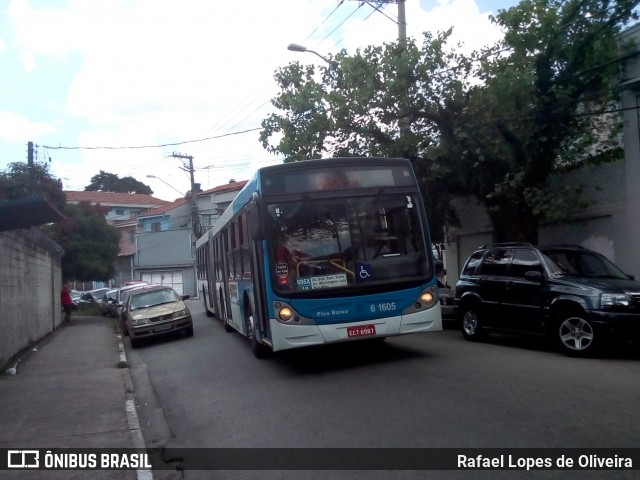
278;307;293;322
417;288;437;309
420;292;434;304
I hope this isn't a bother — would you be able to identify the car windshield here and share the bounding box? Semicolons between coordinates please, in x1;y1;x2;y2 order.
130;289;181;310
267;193;430;294
543;250;628;279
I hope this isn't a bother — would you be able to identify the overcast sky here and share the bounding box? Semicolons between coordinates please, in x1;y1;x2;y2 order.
0;0;517;201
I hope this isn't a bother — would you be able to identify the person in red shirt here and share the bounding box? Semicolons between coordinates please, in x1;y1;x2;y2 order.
61;284;74;325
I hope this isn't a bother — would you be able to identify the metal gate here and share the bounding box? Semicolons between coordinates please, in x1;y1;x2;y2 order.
141;271;184;295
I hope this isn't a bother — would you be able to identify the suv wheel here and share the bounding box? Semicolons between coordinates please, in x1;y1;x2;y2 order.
461;305;486;341
556;312;596;356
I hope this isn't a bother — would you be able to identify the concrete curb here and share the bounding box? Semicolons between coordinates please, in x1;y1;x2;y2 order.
118;334;154;480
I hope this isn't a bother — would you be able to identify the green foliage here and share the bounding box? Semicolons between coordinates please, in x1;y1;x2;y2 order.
260;0;638;242
1;161;120;282
44;202;120;282
0;161;67;211
261;30;472;237
463;0;637;241
85;170;153;194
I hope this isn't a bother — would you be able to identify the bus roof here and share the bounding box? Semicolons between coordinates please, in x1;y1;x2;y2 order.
196;157;416;247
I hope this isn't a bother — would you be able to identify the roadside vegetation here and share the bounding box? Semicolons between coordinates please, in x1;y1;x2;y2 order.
261;0;638;242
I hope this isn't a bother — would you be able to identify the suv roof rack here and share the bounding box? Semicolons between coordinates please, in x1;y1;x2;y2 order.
479;242;533;249
539;244;586;250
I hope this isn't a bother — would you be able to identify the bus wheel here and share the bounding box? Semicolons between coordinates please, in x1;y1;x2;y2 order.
220;292;232;332
203;287;214;317
223;314;233;332
247;313;270;359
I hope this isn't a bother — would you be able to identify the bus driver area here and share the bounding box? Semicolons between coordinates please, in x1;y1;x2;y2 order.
271;196;427;292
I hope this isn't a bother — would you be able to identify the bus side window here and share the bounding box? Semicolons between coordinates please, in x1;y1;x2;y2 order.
239;213;251;278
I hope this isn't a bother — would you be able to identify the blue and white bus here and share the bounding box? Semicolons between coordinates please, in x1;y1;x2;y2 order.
195;157;442;357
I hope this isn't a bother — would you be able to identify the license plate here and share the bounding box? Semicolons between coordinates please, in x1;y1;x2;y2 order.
154;324;172;332
347;325;376;338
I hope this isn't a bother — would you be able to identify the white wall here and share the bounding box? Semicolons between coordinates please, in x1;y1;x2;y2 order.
0;229;63;368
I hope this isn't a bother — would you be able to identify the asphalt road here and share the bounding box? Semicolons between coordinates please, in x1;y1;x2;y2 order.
126;299;639;480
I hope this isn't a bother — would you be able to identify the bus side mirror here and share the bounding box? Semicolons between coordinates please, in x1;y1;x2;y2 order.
248;192;266;241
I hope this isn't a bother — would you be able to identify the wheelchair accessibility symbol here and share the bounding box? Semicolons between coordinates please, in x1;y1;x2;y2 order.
357;263;373;281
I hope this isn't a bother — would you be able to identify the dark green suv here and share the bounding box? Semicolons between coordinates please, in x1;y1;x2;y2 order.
454;243;640;356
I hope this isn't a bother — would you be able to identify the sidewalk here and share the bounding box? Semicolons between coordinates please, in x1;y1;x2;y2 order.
0;315;147;479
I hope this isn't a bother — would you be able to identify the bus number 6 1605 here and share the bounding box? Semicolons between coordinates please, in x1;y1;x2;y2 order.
371;302;396;313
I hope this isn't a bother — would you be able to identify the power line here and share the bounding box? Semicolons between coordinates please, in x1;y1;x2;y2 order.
42;127;261;151
362;1;398;24
304;1;346;42
36;5;539;156
207;2;356;137
316;2;365;47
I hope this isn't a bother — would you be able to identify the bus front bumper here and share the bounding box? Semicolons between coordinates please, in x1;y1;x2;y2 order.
268;306;443;352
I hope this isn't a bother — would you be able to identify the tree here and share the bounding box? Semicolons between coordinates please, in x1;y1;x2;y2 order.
44;202;120;282
85;170;153;194
260;0;638;242
0;161;67;211
1;161;121;282
449;0;638;242
260;29;474;237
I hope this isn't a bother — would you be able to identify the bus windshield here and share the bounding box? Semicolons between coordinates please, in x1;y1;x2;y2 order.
267;192;430;294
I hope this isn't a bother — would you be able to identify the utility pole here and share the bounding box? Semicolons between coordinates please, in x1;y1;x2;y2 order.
350;1;409;142
169;152;201;237
397;0;406;44
27;141;34;195
351;1;406;43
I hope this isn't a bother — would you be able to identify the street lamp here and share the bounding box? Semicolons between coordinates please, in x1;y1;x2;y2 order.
287;43;333;65
146;175;185;199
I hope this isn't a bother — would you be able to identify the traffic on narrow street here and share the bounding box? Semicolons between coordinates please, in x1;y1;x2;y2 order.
126;298;640;480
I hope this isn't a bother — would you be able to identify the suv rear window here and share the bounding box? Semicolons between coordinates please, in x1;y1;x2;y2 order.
478;249;513;276
461;250;485;276
511;249;543;278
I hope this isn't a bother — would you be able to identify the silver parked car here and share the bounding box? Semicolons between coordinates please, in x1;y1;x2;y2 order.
122;284;193;348
79;288;111;305
99;289;118;317
114;284;147;336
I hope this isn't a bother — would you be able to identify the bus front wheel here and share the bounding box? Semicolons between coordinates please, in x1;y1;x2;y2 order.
220;291;232;332
203;287;214;317
246;313;270;359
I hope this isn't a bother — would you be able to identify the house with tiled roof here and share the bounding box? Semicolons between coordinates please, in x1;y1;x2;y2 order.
130;179;248;296
64;191;167;221
61;181;248;294
133;197;194;294
137;197;191;232
194;179;247;230
64;190;168;285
